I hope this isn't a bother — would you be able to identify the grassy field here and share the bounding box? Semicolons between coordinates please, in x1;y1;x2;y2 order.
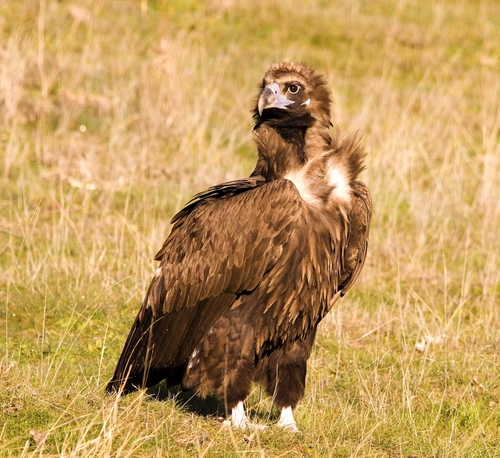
1;0;500;456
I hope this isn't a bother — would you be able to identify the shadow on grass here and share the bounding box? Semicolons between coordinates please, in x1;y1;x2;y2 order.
146;384;225;418
146;383;280;423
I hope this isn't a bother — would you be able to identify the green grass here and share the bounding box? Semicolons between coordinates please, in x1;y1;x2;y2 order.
1;0;500;456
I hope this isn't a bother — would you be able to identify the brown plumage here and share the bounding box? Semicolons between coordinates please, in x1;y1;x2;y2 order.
106;62;372;431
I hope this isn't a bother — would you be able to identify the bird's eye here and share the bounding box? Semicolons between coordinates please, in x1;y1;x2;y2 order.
288;83;301;95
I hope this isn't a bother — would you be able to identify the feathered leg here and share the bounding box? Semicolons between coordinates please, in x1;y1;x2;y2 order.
183;310;266;429
261;329;317;432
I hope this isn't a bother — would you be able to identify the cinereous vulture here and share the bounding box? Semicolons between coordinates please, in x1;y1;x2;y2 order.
106;62;372;432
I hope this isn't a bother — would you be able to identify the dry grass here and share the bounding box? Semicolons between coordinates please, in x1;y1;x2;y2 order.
1;0;500;456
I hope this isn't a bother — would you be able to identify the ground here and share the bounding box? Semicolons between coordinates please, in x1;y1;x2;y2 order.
1;0;499;456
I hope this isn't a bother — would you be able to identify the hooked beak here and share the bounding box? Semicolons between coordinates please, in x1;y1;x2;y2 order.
257;83;295;116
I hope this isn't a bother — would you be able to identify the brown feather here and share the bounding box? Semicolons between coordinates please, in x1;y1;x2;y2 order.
106;63;372;425
106;179;303;392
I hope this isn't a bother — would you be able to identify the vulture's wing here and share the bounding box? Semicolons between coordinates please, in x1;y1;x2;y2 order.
106;178;302;393
340;181;372;296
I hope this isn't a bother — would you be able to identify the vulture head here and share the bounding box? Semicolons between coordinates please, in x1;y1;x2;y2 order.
252;62;335;179
254;62;331;130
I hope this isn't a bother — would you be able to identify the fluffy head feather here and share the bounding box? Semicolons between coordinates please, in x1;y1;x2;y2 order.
253;62;331;130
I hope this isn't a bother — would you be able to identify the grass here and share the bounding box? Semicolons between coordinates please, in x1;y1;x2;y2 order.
1;0;500;456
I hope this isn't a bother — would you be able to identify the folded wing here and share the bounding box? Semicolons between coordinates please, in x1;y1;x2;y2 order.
106;178;302;393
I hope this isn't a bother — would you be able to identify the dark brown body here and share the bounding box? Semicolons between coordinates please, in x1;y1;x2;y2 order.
106;62;372;423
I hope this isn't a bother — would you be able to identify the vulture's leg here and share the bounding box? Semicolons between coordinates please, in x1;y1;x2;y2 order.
263;329;317;432
187;309;263;429
228;401;266;430
230;401;248;428
277;406;299;432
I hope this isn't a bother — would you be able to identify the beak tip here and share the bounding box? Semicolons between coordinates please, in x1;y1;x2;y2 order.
257;86;274;117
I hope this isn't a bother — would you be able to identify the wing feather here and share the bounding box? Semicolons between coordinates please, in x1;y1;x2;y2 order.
225;181;372;353
106;179;302;393
339;181;372;295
